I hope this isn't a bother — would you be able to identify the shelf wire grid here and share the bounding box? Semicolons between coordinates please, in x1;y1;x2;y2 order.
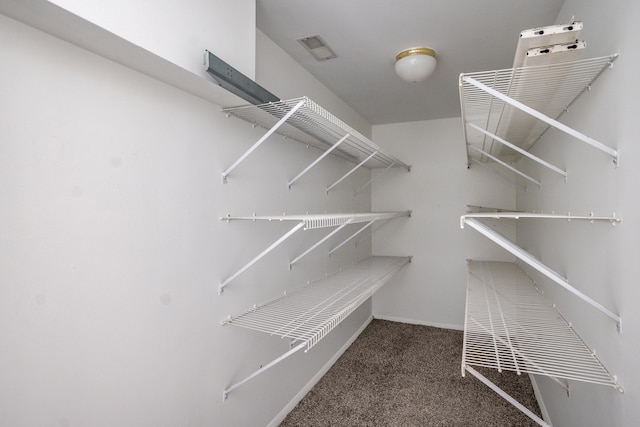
223;211;410;230
463;260;621;391
460;55;617;163
222;97;410;170
223;256;410;351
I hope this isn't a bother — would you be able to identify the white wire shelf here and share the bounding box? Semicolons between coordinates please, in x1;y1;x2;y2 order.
460;215;621;327
222;255;411;400
224;256;411;350
219;211;411;293
220;97;411;185
463;260;622;392
459;55;618;176
221;211;409;229
460;211;621;228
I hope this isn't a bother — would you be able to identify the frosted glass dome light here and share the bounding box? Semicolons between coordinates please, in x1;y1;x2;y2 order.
394;47;437;82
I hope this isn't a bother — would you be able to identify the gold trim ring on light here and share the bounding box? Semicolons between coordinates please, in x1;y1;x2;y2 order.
395;47;436;61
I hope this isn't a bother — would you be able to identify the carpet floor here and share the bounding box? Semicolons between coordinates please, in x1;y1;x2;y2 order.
280;319;542;426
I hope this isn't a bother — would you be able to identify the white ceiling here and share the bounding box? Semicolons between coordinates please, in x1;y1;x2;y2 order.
257;0;566;125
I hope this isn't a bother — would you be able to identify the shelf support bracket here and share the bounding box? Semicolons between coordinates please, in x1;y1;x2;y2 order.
329;220;376;256
290;221;352;268
354;163;394;196
288;133;350;189
219;222;305;294
327;151;378;194
469;158;527;191
468;145;541;187
222;99;306;183
467;122;567;180
462;75;619;165
461;217;622;328
223;342;306;401
464;366;550;427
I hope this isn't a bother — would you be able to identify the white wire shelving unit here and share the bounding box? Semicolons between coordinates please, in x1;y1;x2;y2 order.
460;212;622;329
219;211;411;294
221;255;411;400
459;54;618;187
463;260;623;426
220;97;411;191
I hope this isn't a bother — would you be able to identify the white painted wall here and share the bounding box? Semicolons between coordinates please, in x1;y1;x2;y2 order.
0;7;387;427
48;0;256;79
514;1;640;426
371;118;516;329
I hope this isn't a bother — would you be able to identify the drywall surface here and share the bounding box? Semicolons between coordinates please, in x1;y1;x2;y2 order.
514;1;640;426
0;12;381;427
371;118;516;329
47;0;256;79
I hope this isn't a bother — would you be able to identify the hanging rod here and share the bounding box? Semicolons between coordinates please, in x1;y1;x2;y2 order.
219;212;410;293
460;217;622;330
460;55;619;169
221;97;411;183
222;256;411;400
460;211;621;228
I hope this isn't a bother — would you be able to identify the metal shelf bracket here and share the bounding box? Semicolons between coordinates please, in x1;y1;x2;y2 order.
461;217;622;328
222;99;306;183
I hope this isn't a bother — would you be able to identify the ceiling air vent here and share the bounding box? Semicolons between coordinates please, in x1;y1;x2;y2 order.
297;35;337;61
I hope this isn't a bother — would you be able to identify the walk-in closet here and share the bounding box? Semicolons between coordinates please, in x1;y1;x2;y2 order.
1;1;638;426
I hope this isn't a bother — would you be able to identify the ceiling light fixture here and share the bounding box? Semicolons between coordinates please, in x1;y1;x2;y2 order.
394;47;437;82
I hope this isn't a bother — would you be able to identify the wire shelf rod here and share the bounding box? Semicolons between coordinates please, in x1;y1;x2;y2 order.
288;133;350;189
464;366;550;427
289;222;351;268
460;55;618;167
468;145;541;187
222;97;411;171
222;99;305;183
354;162;394;196
483;261;521;375
462;219;621;328
221;256;411;400
462;74;618;163
223;342;306;401
219;222;305;294
467;122;567;179
219;213;409;293
326;151;378;194
329;220;375;256
466;318;598;386
221;212;408;229
464;261;622;391
224;256;410;347
460;211;621;228
469;158;527;191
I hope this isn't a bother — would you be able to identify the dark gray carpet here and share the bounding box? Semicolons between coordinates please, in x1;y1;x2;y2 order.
281;319;542;426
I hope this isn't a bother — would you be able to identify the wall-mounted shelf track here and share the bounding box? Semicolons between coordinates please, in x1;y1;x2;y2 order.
463;260;622;426
220;97;411;187
219;212;411;294
222;255;411;400
459;54;618;185
460;213;622;328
